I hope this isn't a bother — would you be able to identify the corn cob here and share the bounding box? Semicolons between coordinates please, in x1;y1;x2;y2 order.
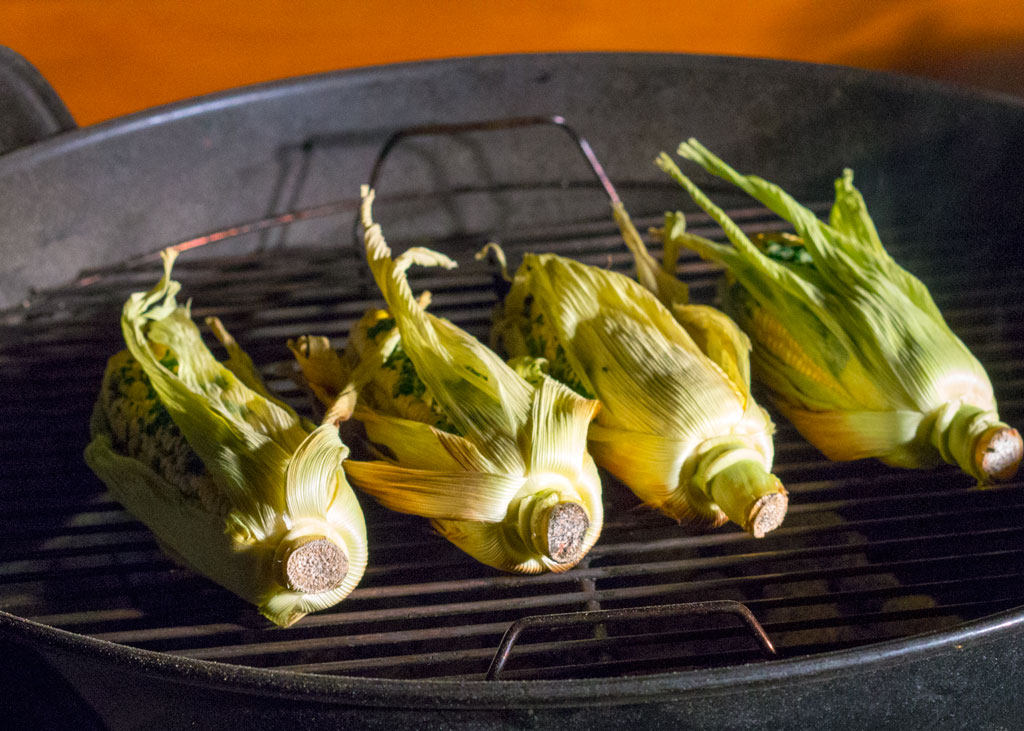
653;139;1022;483
98;348;230;518
488;241;787;537
289;187;603;574
85;250;368;626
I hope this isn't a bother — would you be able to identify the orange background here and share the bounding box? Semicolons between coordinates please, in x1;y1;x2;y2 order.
6;0;1024;127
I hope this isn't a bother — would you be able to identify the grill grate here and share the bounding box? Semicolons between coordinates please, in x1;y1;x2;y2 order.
2;193;1023;683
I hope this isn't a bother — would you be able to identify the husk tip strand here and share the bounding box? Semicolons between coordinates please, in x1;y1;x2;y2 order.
676;137;704;161
654;151;677;174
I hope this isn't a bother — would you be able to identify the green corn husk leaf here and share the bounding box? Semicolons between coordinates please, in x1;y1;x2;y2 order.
489;237;787;538
84;250;368;627
655;138;1022;483
289;187;604;574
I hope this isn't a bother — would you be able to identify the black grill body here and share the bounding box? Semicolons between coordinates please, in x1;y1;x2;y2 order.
2;51;1024;730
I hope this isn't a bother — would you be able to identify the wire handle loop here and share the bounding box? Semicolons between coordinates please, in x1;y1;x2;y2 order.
485;599;776;681
353;114;622;249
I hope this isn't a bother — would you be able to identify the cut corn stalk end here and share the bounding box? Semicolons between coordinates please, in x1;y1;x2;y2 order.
975;426;1023;483
707;463;788;538
747;489;789;539
539;501;589;565
276;535;349;594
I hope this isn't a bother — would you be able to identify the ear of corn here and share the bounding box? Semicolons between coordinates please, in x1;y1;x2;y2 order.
490;240;787;537
290;188;603;574
85;251;368;627
655;139;1021;483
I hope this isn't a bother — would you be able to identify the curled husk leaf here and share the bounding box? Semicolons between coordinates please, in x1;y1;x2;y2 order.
655;138;1021;484
85;250;368;627
289;187;603;574
488;234;787;538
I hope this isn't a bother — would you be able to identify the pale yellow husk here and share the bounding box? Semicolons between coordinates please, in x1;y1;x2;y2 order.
488;234;787;537
653;138;1021;484
85;251;368;627
290;187;603;574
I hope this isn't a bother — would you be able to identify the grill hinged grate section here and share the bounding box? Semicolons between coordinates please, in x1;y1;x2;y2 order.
2;191;1024;682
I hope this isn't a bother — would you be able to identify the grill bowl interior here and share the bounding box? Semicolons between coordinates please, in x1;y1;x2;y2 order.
2;53;1024;730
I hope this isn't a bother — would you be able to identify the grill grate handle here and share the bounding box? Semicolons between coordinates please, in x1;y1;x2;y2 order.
354;114;622;248
484;599;776;680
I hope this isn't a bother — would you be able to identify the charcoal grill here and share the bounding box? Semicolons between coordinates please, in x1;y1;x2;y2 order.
2;49;1024;730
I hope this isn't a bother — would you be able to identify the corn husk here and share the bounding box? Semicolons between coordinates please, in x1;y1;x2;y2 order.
289;187;603;574
85;250;368;627
488;238;787;537
654;138;1022;483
